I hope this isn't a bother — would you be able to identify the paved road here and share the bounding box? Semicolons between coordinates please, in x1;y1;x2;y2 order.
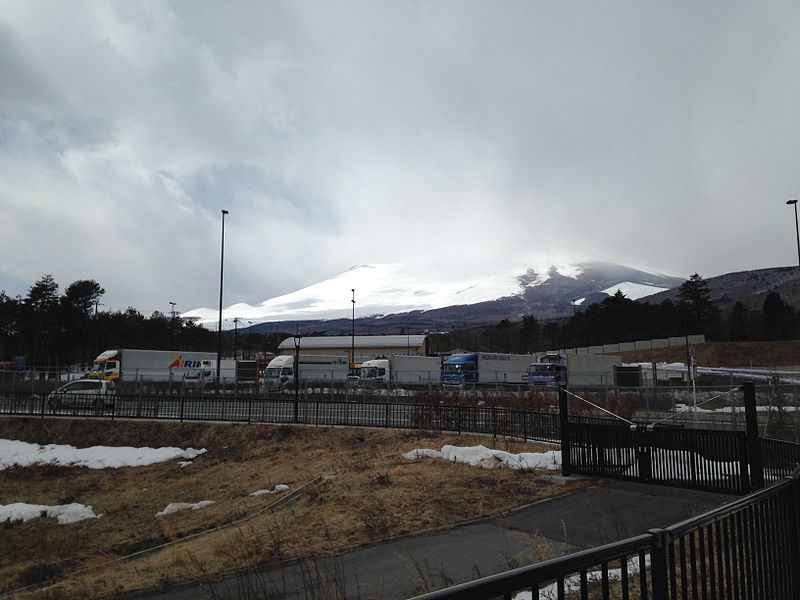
136;479;732;600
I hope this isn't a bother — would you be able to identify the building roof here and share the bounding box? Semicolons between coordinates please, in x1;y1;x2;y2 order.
278;335;429;351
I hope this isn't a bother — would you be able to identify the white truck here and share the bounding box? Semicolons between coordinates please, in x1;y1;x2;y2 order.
440;352;532;386
89;349;218;383
261;355;349;390
358;355;442;385
527;352;621;387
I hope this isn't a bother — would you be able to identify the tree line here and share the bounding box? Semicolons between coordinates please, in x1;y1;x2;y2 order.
0;275;284;368
1;273;797;367
433;274;799;355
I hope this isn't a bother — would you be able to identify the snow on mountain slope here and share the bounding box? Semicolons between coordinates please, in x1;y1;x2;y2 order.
182;259;682;328
183;259;584;326
602;281;671;299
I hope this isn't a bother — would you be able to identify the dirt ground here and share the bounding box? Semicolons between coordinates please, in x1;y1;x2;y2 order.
0;418;579;599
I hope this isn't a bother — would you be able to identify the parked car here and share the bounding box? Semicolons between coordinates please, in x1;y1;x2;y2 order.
47;379;116;411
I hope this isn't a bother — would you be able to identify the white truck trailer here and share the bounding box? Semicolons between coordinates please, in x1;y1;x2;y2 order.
527;352;621;387
261;355;349;390
89;349;218;383
440;352;532;386
358;355;442;385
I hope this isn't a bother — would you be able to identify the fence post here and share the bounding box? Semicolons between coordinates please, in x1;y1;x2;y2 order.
744;381;764;490
559;386;571;477
787;474;800;597
648;528;670;600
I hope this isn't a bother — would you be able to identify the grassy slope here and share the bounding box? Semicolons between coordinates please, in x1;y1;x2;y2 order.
0;419;577;599
618;340;800;368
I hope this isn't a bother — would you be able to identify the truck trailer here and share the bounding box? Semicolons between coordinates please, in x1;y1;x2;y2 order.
89;349;218;383
261;355;349;390
358;355;441;385
440;352;531;386
526;352;621;387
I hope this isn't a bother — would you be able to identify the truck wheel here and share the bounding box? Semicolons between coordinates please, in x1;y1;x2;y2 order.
94;398;104;412
48;397;60;411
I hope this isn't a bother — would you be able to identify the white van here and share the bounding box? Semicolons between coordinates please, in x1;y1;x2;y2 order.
47;379;116;410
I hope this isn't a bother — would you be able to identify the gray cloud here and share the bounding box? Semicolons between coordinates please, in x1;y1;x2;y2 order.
1;1;799;315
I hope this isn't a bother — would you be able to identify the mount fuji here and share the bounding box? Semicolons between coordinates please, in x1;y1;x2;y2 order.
182;260;684;332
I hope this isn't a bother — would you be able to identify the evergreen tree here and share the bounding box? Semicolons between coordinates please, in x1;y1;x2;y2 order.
678;273;721;337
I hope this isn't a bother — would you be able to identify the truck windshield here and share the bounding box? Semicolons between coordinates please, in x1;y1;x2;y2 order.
529;364;565;376
264;368;282;378
442;363;476;374
360;367;378;379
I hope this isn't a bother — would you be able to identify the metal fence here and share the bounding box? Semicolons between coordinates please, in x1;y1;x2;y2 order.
566;422;750;494
0;391;562;444
410;465;800;600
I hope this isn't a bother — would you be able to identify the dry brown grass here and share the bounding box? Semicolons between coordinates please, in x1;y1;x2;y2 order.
0;418;580;599
618;340;800;368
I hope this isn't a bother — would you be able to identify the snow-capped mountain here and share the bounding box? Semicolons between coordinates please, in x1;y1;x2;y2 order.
182;261;683;330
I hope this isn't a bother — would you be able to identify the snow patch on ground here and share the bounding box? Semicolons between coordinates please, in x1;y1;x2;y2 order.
0;440;207;470
0;502;99;524
403;445;561;471
249;484;290;497
155;501;215;518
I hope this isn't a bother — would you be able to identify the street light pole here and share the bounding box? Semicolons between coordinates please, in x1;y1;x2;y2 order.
216;209;229;386
351;288;356;370
233;317;239;361
169;301;177;350
293;333;302;422
787;200;800;268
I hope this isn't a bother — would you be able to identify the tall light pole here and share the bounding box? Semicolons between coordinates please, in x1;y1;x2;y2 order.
169;301;177;350
787;200;800;268
293;333;302;422
232;317;240;361
216;209;229;385
351;288;356;370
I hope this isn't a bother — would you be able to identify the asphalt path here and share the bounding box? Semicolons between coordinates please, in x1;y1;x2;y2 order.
135;479;732;600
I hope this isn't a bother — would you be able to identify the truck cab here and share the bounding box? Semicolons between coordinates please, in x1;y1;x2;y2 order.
527;362;567;386
262;356;294;390
87;350;121;381
359;359;389;385
441;353;478;386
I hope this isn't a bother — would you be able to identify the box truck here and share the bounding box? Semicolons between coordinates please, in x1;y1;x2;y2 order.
89;349;218;383
358;355;442;385
440;352;531;386
526;352;621;387
261;355;349;390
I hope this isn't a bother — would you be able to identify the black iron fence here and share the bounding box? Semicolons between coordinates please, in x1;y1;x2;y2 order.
4;380;800;599
409;381;800;599
0;391;562;444
565;422;750;494
410;464;800;600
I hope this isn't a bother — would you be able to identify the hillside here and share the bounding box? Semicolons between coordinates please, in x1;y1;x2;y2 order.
618;340;800;369
0;420;576;599
641;267;800;313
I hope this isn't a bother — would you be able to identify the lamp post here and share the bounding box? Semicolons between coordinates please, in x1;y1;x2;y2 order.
247;321;252;359
216;209;229;387
293;333;302;422
232;317;240;361
351;288;356;370
787;200;800;268
169;301;177;350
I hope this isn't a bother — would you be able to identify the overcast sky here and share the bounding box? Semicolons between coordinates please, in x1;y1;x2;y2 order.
2;2;799;316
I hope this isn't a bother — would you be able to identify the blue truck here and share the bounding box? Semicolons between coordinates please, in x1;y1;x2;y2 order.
440;352;532;386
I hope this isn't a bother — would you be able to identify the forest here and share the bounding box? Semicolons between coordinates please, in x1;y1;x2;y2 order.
0;273;797;368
